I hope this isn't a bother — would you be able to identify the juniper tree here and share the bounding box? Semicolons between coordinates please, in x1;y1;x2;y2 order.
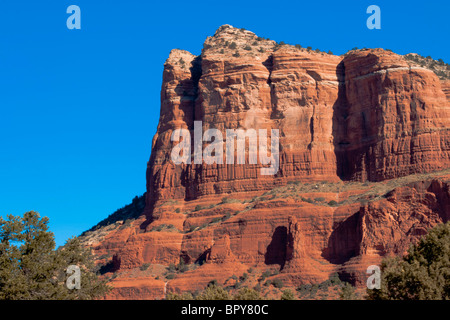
367;222;450;300
0;211;110;300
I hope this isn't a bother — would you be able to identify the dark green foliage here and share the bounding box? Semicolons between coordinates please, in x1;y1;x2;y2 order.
229;42;237;49
281;289;296;300
404;53;450;79
140;263;150;271
234;287;262;300
176;260;188;273
329;272;342;285
196;284;231;300
221;213;231;222
220;197;232;204
0;211;110;300
166;273;176;280
367;222;450;300
318;279;332;291
260;270;272;281
233;51;240;57
210;217;222;224
167;263;177;273
302;197;314;204
208;279;218;287
271;278;284;288
297;284;312;296
296;273;345;299
328;200;338;206
340;283;357;300
82;194;145;233
151;224;176;232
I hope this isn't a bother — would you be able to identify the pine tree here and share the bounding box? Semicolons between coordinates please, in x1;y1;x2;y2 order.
0;211;110;300
367;222;450;300
195;284;231;300
233;287;262;300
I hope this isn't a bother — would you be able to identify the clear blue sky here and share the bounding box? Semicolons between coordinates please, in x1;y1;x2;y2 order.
1;0;448;247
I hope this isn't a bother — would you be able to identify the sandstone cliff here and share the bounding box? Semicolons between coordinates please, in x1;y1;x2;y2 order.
146;25;450;207
83;25;450;299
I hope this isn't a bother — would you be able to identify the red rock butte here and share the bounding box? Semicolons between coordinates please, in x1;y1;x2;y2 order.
87;25;450;299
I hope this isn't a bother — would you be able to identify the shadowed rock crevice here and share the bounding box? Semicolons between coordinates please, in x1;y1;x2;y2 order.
332;60;350;179
322;212;363;264
265;226;287;268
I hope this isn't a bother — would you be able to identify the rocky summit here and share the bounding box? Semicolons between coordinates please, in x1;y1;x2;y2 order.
81;25;450;299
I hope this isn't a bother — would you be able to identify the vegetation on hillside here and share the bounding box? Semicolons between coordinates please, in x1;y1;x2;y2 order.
81;193;145;234
367;222;450;300
404;53;450;80
0;211;110;299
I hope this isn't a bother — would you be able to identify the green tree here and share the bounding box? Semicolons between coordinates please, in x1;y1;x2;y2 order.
281;289;296;300
367;222;450;300
339;282;357;300
271;278;284;288
195;284;231;300
233;287;262;300
0;211;110;300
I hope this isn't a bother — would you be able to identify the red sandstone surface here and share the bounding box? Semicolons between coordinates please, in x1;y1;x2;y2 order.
82;25;450;299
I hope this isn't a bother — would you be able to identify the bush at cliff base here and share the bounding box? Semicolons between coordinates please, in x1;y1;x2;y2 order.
367;221;450;300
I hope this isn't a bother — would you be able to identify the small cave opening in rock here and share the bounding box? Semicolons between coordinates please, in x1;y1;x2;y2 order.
264;226;288;268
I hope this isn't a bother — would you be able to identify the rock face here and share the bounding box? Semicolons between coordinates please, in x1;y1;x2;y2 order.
146;25;450;207
337;51;450;181
87;25;450;299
